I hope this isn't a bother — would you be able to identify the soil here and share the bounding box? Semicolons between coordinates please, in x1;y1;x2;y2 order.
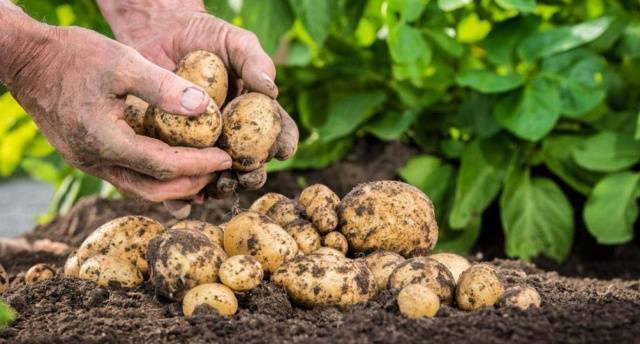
2;139;640;343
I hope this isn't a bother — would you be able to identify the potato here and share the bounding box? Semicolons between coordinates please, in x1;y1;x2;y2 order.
219;255;263;291
145;100;222;148
171;220;224;248
265;198;303;227
499;286;541;310
397;284;440;319
182;283;238;318
63;251;80;278
428;253;470;284
77;216;165;275
218;93;282;171
285;220;322;254
363;251;405;290
338;181;438;257
323;232;348;255
0;264;8;293
388;257;455;304
175;50;228;107
311;247;345;257
24;264;55;284
249;193;288;214
298;184;340;234
79;254;143;288
272;253;377;307
456;264;504;311
148;230;228;300
224;212;298;273
123;95;148;135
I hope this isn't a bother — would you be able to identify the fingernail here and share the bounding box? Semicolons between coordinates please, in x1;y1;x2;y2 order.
181;87;206;111
261;73;277;92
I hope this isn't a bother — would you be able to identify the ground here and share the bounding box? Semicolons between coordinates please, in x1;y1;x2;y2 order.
1;140;639;343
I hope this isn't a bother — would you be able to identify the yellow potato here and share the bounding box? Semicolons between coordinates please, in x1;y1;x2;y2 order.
224;212;298;273
285;220;322;255
218;93;282;171
24;264;55;284
123;95;148;135
298;184;340;234
398;284;440;319
171;220;224;248
388;257;455;304
499;286;541;310
362;251;405;290
182;283;238;318
175;50;228;107
219;255;264;291
0;264;8;293
428;252;470;284
323;232;349;255
77;216;165;275
63;251;80;278
145;100;222;148
249;193;288;214
311;247;345;257
265;199;303;228
148;230;228;300
338;181;438;257
79;254;143;288
456;264;504;311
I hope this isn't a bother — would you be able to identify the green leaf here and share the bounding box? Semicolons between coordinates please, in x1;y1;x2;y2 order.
399;155;455;212
518;16;612;61
456;13;491;43
435;217;481;253
204;0;237;21
437;0;471;11
584;172;639;244
483;16;541;66
542;135;602;195
572;131;640;172
500;168;574;262
241;0;294;54
450;137;513;229
289;0;331;45
297;88;329;130
493;78;561;141
455;70;525;93
0;300;15;328
286;41;312;66
458;92;501;139
388;0;428;22
636;111;640;140
494;0;535;13
0;121;38;176
21;158;60;184
424;28;464;58
267;136;354;172
318;91;387;142
0;93;27;137
617;20;640;58
364;109;417;140
388;23;430;64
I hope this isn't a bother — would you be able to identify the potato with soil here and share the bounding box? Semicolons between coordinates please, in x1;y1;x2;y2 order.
285;220;322;255
77;216;165;275
311;247;345;257
123;95;148;135
148;230;228;300
362;251;405;290
265;198;304;228
429;252;470;284
182;283;238;318
219;255;264;291
171;220;224;248
499;286;541;310
175;50;228;107
272;253;377;307
24;264;55;284
456;264;504;311
323;231;349;255
79;254;143;288
249;192;288;214
388;257;455;304
218;92;282;171
0;264;8;293
224;211;298;273
398;284;440;319
338;181;438;257
298;184;340;234
63;251;80;278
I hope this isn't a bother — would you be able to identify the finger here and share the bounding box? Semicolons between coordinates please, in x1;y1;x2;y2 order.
237;166;267;190
205;171;237;199
227;29;278;98
163;200;192;219
274;105;299;160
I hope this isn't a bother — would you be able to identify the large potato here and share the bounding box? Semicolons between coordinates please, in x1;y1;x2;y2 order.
79;254;143;288
218;93;282;171
338;181;438;257
224;212;298;273
249;193;288;214
63;251;80;278
362;251;405;290
456;264;504;311
148;230;228;300
285;220;322;255
145;101;222;148
298;184;340;234
182;283;238;318
175;50;228;107
219;255;264;291
429;253;470;284
272;253;377;307
388;257;455;304
0;264;8;293
77;216;165;275
171;220;224;248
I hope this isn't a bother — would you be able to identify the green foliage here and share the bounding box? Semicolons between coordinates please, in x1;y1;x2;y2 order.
0;300;15;328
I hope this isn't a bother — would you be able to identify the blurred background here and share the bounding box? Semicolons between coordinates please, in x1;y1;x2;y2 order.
0;0;639;262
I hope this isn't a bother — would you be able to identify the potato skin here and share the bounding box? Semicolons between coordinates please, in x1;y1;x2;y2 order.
145;100;222;148
175;50;228;107
147;230;228;300
272;253;377;307
219;255;264;291
182;283;238;318
338;181;438;257
77;216;165;275
323;232;349;255
123;95;148;135
456;264;504;311
398;284;440;319
428;253;470;284
171;220;224;248
285;220;322;255
265;199;304;227
0;264;8;293
218;93;282;171
224;212;298;273
311;247;345;257
298;184;340;234
25;264;55;284
363;251;405;290
79;255;143;288
63;251;80;278
249;193;288;214
499;286;541;310
388;257;455;304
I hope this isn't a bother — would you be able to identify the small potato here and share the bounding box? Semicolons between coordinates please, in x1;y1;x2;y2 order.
323;232;348;255
218;93;282;171
79;255;143;288
175;50;228;107
428;253;470;284
77;216;165;275
249;193;288;214
388;257;455;304
363;251;405;290
24;264;55;284
148;230;228;300
145;100;222;148
0;264;8;293
338;181;438;257
398;284;440;319
224;212;298;273
219;255;264;291
182;283;238;318
272;253;377;307
298;184;340;234
123;95;148;135
311;247;345;257
285;220;322;254
266;199;304;228
499;286;541;310
63;251;80;278
171;220;224;248
456;264;504;311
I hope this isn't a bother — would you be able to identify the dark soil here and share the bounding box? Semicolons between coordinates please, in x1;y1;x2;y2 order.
2;139;640;343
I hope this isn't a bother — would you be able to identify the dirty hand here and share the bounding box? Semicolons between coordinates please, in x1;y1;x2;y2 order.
0;6;231;202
